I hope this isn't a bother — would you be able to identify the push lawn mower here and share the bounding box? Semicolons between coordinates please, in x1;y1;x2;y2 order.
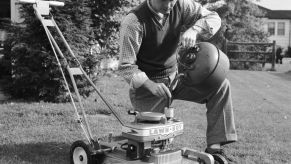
19;1;230;164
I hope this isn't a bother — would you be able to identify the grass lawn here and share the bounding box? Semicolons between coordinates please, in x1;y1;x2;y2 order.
0;69;291;164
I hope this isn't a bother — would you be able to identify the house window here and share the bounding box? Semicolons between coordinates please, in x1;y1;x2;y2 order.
0;0;11;19
277;22;285;36
268;22;275;35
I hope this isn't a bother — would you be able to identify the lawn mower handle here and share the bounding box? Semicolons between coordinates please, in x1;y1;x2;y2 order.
18;0;64;7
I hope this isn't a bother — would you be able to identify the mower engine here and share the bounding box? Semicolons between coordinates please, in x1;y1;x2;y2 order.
122;110;184;164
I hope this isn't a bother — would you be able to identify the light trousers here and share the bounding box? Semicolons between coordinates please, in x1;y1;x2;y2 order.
129;77;237;146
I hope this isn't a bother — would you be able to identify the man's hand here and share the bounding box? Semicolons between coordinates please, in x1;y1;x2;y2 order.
181;28;198;48
142;79;172;99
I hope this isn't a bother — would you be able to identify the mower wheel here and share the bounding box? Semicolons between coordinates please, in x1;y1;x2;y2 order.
70;140;94;164
212;154;228;164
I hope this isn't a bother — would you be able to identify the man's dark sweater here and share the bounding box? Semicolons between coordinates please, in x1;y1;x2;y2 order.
132;1;183;78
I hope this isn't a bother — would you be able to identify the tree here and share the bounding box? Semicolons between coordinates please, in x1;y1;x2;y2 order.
90;0;128;56
220;0;268;42
3;0;96;102
2;0;131;101
196;0;268;46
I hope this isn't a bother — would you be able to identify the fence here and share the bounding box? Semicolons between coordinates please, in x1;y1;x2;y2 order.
224;40;276;71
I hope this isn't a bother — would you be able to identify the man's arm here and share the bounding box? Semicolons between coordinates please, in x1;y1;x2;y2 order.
118;13;171;99
181;0;221;42
119;13;148;89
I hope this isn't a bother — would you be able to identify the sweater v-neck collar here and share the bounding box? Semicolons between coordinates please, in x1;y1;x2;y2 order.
147;0;170;28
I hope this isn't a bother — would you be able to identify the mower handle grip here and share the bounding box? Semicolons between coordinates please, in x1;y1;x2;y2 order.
18;0;65;7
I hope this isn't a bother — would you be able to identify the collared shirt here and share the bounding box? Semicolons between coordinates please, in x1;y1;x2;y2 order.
146;0;168;25
119;0;221;89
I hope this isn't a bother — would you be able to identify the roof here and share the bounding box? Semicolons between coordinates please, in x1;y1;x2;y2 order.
258;5;291;19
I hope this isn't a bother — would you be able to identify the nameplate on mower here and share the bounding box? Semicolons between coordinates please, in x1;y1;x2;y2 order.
149;123;183;135
122;120;184;142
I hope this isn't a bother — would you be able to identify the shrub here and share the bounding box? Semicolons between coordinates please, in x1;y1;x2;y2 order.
2;0;127;102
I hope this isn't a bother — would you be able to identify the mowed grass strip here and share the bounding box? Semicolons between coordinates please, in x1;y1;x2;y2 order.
0;72;290;164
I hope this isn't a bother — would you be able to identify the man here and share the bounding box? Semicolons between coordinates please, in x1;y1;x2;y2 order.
276;47;283;64
119;0;237;162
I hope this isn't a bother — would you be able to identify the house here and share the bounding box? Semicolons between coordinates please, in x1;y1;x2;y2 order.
0;0;22;49
0;0;22;23
258;5;291;50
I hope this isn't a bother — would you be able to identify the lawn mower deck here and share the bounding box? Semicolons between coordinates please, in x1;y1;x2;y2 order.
70;112;216;164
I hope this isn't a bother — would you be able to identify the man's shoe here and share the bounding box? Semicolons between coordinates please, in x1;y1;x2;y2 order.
205;148;234;164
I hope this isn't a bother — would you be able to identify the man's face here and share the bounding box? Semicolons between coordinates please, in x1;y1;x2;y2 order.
152;0;178;14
